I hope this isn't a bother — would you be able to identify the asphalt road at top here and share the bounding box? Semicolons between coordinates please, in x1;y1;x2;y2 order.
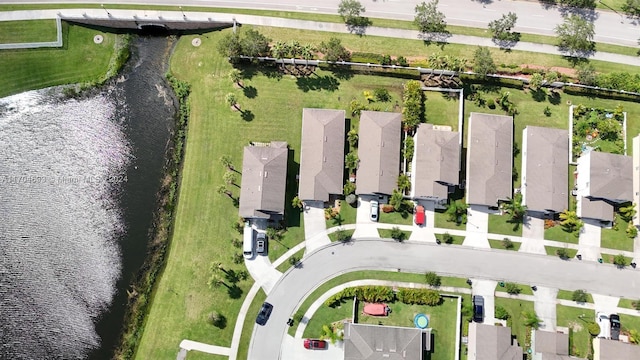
5;0;640;46
249;239;640;359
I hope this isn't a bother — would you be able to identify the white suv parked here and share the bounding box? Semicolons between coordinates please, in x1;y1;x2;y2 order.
596;312;611;339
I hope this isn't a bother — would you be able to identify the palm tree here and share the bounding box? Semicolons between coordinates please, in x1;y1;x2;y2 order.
225;93;239;111
300;43;316;60
629;329;639;344
228;69;243;88
292;196;303;209
219;155;234;170
223;171;237;186
503;193;526;223
271;41;288;59
522;310;541;329
207;274;228;289
287;40;302;58
217;185;233;198
345;151;359;173
559;209;583;233
397;174;411;194
347;129;359;148
445;200;469;225
389;189;405;212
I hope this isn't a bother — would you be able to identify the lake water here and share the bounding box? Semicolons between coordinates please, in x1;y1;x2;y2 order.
0;36;176;359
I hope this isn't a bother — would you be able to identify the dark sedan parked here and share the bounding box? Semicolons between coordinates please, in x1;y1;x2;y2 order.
256;302;273;326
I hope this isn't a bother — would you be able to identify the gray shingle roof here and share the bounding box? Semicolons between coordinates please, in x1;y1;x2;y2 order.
468;323;523;360
585;151;633;201
298;108;346;202
356;111;402;196
343;323;428;360
579;197;614;222
466;113;513;206
596;338;640;360
413;124;460;199
533;330;569;357
239;141;288;219
522;126;569;213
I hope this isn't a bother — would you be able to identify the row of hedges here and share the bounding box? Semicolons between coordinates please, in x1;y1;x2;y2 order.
113;74;191;359
324;286;442;307
402;80;424;131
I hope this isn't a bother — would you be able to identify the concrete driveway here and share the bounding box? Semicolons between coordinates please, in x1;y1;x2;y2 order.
519;215;546;255
578;219;602;261
353;197;380;238
464;205;489;248
303;201;330;252
533;287;558;332
471;279;497;325
281;336;343;360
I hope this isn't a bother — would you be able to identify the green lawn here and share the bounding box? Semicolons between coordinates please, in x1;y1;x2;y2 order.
618;298;640;310
326;200;357;228
0;22;116;97
379;210;413;225
357;297;459;360
557;290;594;303
601;217;635;252
378;228;412;240
556;305;595;358
495;283;534;296
489;239;522;251
267;214;305;263
545;225;580;244
186;352;227;360
275;248;305;273
237;289;267;360
302;299;354;338
328;228;355;242
619;314;640;334
0;19;58;43
545;246;578;259
434;210;466;230
494;298;535;345
435;233;465;245
600;252;634;266
488;214;523;237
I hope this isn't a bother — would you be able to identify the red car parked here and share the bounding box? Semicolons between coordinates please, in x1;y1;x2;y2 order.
303;339;328;350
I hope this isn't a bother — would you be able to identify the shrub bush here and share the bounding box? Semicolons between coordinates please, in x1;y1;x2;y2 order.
397;288;441;305
572;289;588;303
351;52;383;64
495;306;510;320
505;282;521;295
374;88;391;102
424;271;441;287
587;321;601;337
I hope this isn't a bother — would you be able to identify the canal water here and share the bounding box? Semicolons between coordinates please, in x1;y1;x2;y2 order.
0;36;177;359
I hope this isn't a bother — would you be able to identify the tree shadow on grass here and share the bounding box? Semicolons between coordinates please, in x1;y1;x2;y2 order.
227;285;243;299
548;91;562;105
346;17;373;35
243;85;257;99
531;88;547;102
296;75;340;92
241;110;255;122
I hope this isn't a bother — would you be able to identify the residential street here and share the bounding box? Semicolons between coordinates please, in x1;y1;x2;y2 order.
249;239;640;359
7;0;639;47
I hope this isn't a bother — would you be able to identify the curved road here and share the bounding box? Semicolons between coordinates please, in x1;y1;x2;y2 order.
249;239;640;359
5;0;640;46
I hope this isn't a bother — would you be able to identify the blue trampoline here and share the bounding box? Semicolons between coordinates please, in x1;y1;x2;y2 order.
414;313;429;329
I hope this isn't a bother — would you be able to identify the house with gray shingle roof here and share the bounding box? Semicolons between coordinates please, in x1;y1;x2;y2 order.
575;151;632;222
411;124;460;203
521;126;569;216
532;330;574;360
343;323;430;360
466;113;513;207
298;108;346;203
356;111;401;197
594;338;640;360
239;141;288;220
468;323;523;360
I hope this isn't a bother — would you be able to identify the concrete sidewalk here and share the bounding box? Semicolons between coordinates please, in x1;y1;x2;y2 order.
2;9;640;67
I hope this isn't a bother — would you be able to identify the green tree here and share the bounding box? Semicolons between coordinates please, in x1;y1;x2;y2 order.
473;46;496;76
223;171;237;186
374;88;391;102
622;0;640;17
344;181;356;196
232;252;244;264
402;80;424;131
389;189;405;212
495;306;510;320
502;238;514;250
288;255;300;266
397;174;411;193
630;329;640;344
555;15;595;55
390;226;406;242
414;0;447;34
404;136;415;163
576;64;597;85
338;0;366;27
572;289;588;303
345;151;359;173
488;12;518;41
335;228;352;242
271;40;288;59
319;37;351;62
347;129;359;148
266;227;283;242
225;93;239;111
425;271;442;287
442;232;453;244
505;282;521;295
613;254;629;267
217;32;243;59
529;72;544;90
619;203;637;222
445;200;468;224
207;311;227;328
556;248;570;260
228;69;243;87
220;155;234;170
292;196;303;210
522;310;542;329
241;29;271;57
503;193;527;223
217;185;233;198
560;209;583;233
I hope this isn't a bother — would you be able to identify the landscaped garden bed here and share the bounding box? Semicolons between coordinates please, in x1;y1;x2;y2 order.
570;104;626;162
556;305;595;358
